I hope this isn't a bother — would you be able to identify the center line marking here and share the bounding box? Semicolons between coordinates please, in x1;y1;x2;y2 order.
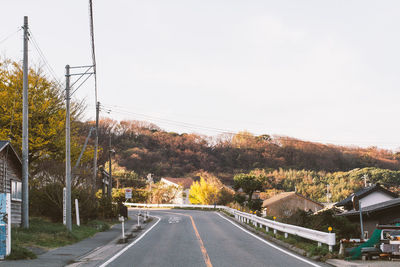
161;211;213;267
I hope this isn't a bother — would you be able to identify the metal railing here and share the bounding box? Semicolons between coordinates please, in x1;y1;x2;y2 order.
124;202;336;251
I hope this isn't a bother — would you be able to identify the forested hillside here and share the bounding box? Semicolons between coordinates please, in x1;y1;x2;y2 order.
94;119;400;180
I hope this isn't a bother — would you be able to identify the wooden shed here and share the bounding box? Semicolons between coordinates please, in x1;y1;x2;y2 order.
0;141;22;226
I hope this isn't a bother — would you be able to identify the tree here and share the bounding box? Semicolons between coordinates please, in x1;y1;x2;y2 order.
189;172;233;205
149;182;180;204
0;59;86;173
233;173;262;201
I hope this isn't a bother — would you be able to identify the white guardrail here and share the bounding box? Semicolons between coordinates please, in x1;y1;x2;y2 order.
124;203;336;251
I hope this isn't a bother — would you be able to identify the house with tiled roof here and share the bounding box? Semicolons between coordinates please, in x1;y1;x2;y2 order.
160;177;197;204
336;184;399;238
262;191;324;218
335;183;397;211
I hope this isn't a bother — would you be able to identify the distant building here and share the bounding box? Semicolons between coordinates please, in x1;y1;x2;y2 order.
0;141;22;226
336;184;399;238
335;183;397;211
160;177;196;204
262;192;324;218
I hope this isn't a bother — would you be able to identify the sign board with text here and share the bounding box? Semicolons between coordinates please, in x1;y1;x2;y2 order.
125;189;132;199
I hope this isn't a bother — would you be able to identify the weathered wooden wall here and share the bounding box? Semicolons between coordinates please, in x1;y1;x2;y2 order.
0;149;22;225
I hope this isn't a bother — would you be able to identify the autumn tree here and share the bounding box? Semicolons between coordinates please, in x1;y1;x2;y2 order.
0;59;88;175
149;181;180;204
189;172;233;205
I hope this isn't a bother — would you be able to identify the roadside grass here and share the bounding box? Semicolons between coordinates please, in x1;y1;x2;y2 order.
7;217;114;260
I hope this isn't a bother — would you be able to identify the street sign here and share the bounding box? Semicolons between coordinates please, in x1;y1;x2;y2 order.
125;188;132;199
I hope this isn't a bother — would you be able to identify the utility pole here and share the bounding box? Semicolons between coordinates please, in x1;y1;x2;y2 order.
363;174;368;188
65;65;72;232
93;102;99;188
359;200;364;240
326;184;331;203
22;16;29;229
108;135;113;199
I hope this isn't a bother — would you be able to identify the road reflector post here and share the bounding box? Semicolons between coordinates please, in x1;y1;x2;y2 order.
119;216;125;239
328;226;332;233
75;199;80;226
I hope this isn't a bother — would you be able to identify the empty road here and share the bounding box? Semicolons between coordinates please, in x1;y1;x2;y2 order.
100;209;327;267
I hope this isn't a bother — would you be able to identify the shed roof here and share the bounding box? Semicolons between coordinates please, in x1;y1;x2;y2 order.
262;191;323;208
335;184;397;207
0;140;22;165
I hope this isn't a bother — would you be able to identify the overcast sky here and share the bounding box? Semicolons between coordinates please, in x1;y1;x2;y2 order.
2;1;400;149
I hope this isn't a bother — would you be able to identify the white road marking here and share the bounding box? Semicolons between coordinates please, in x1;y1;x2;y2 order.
216;212;322;267
98;216;161;267
168;216;181;224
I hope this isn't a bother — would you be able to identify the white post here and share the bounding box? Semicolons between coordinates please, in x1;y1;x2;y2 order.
274;229;277;235
329;245;333;252
75;199;80;226
318;242;321;247
122;218;125;239
63;187;66;225
284;233;288;238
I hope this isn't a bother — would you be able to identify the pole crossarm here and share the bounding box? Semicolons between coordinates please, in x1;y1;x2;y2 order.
69;65;94;69
69;72;95;77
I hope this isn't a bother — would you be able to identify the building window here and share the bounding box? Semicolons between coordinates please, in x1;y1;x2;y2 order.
11;181;22;201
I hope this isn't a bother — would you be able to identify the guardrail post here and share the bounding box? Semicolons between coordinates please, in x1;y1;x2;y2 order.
329;245;333;252
284;233;288;238
318;242;321;247
266;226;269;232
274;229;277;235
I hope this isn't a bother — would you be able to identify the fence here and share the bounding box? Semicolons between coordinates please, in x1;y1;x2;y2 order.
124;202;336;251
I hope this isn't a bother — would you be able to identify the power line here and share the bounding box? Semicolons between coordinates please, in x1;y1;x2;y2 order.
28;29;64;88
98;103;400;147
100;103;240;135
0;28;21;45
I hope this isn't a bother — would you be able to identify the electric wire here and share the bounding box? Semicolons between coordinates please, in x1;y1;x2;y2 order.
28;29;64;89
0;28;21;45
99;103;400;147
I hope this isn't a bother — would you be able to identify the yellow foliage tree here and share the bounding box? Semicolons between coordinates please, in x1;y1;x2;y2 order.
189;172;233;205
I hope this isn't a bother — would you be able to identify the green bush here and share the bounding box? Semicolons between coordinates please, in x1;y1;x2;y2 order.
283;209;360;240
30;182;116;222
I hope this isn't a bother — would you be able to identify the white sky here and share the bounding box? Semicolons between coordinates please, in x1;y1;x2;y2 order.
2;1;400;150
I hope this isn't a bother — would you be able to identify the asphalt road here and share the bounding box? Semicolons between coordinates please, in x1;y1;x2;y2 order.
101;209;327;267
